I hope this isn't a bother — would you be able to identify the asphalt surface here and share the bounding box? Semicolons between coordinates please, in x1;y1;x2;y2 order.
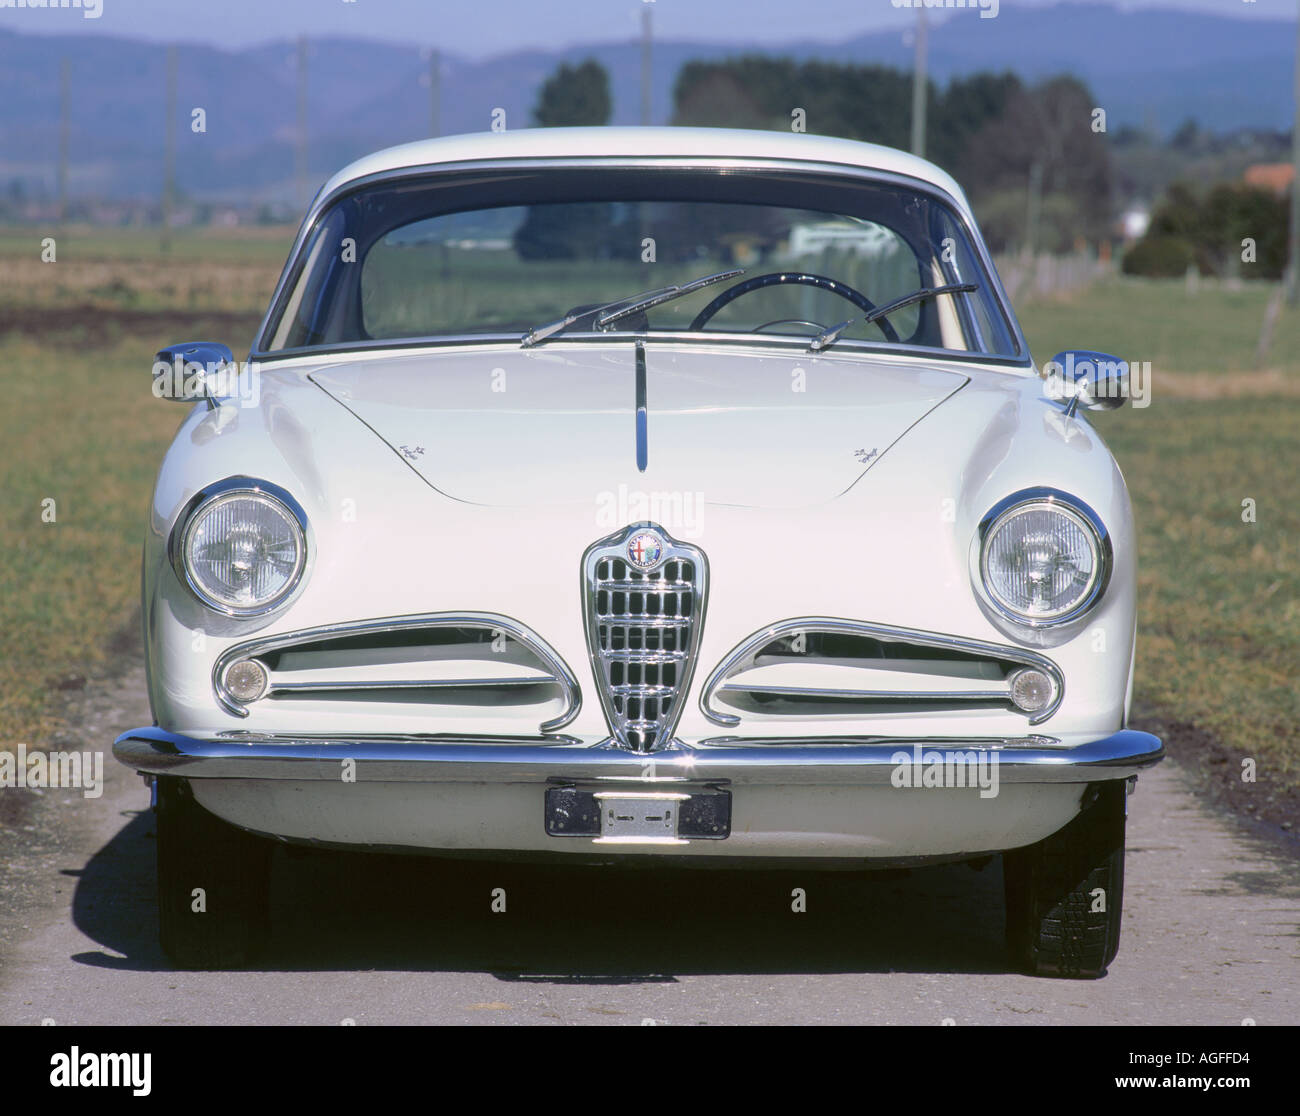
1;665;1297;1026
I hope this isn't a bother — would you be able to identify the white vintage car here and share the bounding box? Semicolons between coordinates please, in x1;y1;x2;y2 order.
115;127;1163;976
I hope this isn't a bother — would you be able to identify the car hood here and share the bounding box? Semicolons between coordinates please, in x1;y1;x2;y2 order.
308;343;968;510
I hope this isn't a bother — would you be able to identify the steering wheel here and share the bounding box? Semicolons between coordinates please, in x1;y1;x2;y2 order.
689;271;900;343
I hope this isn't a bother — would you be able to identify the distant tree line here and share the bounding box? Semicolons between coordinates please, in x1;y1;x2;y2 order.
671;57;1112;253
518;55;1287;276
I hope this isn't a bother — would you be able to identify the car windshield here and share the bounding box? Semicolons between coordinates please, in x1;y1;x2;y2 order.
260;165;1020;358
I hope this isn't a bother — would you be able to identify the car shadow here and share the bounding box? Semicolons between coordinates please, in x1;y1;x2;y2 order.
69;810;1015;977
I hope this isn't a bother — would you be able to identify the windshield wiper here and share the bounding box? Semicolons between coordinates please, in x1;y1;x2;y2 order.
521;269;744;348
807;283;979;353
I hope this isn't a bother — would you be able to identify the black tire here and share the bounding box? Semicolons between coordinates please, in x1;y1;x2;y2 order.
1003;781;1126;979
156;775;272;969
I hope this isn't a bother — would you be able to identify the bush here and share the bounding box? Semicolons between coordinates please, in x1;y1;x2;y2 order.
1122;234;1195;278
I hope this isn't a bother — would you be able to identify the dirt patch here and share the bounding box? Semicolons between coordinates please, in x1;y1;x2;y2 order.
0;305;265;349
1134;709;1300;848
1153;369;1300;399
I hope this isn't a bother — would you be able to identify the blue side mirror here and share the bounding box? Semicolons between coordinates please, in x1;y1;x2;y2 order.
1044;350;1129;416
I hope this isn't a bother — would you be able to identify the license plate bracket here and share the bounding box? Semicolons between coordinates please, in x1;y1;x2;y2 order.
545;785;731;841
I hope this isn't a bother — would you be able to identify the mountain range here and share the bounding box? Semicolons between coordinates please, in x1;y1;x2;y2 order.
0;2;1290;202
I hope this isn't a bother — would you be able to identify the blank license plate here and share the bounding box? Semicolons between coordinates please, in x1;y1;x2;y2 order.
596;791;689;842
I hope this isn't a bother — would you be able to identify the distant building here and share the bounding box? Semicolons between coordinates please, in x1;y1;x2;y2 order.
1243;163;1293;196
1120;205;1150;242
784;220;899;260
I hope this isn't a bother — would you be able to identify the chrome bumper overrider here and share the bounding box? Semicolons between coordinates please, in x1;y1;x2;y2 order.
114;727;1163;785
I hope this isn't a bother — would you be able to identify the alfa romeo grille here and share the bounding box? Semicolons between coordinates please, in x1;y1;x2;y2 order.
583;524;708;752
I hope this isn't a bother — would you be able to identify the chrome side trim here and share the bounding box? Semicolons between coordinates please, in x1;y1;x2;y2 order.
211;611;582;733
113;726;1163;785
698;617;1065;728
719;684;1012;702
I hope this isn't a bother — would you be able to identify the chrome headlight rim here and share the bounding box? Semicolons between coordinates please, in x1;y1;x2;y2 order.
169;476;311;618
975;487;1111;630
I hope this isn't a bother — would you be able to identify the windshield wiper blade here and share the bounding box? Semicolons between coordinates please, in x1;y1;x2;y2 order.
808;283;979;353
594;269;744;329
520;269;744;348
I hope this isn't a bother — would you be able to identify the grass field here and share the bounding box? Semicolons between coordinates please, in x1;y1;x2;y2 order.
0;231;1296;822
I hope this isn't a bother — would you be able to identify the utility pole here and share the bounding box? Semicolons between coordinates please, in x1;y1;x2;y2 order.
57;58;70;227
429;48;441;137
295;36;309;210
1288;0;1300;303
162;45;177;254
1026;161;1043;260
910;6;927;157
640;6;652;125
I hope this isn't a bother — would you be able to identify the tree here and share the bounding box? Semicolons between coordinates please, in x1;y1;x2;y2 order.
958;76;1113;250
533;59;611;127
673;56;917;151
514;60;615;260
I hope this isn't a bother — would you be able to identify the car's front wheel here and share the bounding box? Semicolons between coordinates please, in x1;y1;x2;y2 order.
156;775;272;969
1003;781;1126;979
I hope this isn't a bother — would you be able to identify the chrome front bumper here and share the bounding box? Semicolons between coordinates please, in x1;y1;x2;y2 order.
114;727;1164;785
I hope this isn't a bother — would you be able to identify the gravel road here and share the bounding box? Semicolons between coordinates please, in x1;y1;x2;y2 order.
1;665;1297;1026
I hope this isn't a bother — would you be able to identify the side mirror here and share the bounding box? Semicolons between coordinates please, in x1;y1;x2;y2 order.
152;341;235;404
1044;350;1128;417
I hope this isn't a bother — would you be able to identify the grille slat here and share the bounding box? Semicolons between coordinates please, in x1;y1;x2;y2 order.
584;525;707;752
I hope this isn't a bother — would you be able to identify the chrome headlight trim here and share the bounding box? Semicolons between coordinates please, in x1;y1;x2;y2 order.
974;488;1111;629
169;476;311;618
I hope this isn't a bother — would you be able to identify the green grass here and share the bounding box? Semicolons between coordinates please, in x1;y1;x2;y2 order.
0;225;295;265
1017;274;1299;376
0;334;186;739
1095;397;1300;780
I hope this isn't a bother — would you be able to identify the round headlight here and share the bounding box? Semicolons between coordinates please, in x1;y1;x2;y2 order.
979;496;1105;625
180;488;306;614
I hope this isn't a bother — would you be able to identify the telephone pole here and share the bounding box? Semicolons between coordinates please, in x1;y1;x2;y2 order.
429;48;441;137
162;45;177;253
57;58;70;227
640;6;653;125
295;36;309;209
910;7;928;157
1288;2;1300;303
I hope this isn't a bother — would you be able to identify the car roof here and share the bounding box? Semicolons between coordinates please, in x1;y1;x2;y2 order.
314;126;974;217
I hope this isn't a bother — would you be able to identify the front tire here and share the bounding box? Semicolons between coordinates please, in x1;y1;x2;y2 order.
156;775;272;969
1003;781;1126;979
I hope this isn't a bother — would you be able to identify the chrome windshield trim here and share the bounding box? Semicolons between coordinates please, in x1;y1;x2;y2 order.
114;726;1163;784
250;154;1027;362
699;617;1065;728
211;611;581;733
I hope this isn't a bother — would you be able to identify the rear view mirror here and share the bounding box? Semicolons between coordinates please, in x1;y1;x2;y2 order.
152;341;235;404
1044;350;1129;416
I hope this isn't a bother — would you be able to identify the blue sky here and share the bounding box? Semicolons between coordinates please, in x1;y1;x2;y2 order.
1;0;1292;56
